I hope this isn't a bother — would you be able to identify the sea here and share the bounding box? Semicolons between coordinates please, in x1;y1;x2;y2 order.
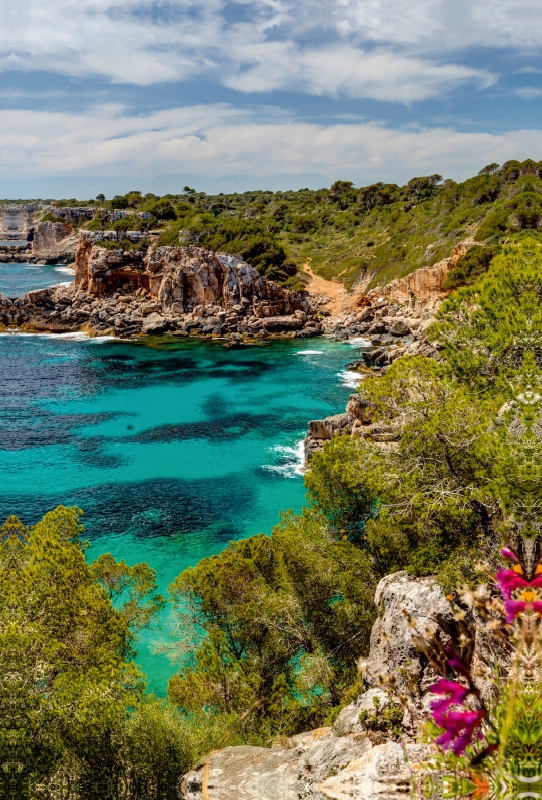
0;262;364;692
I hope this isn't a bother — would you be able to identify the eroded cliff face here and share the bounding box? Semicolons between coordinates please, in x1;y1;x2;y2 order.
6;240;320;338
32;221;73;252
75;241;312;317
366;238;475;307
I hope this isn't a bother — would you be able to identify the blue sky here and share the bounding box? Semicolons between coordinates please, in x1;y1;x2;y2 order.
2;0;542;197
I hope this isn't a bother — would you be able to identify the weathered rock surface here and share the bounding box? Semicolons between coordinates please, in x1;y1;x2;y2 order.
32;221;73;252
334;572;454;738
366;239;474;307
304;388;403;461
5;240;321;339
318;742;432;800
181;731;375;800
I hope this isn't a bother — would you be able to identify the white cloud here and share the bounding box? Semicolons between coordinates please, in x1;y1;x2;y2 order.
337;0;542;51
224;45;492;101
0;0;496;100
0;102;540;184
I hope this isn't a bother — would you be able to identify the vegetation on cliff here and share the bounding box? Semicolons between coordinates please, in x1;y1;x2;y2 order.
5;223;542;793
44;158;542;292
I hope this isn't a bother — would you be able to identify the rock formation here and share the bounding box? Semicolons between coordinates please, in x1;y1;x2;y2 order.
365;238;475;307
32;221;73;252
0;204;35;241
180;572;443;800
1;239;321;338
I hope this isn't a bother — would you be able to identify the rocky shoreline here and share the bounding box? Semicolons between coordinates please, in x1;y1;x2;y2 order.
0;234;470;349
0;240;324;340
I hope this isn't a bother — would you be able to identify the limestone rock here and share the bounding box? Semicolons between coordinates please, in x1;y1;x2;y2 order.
366;238;474;308
32;221;73;252
363;571;453;729
346;393;373;424
318;742;432;800
388;320;410;336
182;744;300;800
304;412;353;460
298;735;372;799
333;689;390;737
142;312;167;334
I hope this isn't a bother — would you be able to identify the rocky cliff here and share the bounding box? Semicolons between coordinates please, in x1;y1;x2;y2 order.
181;567;502;799
32;221;73;252
365;238;475;307
181;571;445;800
2;239;321;338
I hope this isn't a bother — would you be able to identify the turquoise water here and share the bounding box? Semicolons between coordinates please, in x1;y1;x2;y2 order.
0;332;359;691
0;261;74;297
0;263;361;692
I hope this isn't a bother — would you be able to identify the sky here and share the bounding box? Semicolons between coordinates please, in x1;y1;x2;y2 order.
1;0;542;197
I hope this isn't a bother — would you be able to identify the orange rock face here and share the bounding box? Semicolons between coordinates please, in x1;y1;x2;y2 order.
367;238;475;306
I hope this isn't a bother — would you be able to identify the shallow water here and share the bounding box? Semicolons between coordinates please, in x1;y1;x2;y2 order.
0;322;362;692
0;261;74;297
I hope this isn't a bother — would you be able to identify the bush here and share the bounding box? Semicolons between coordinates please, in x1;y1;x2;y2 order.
443;245;502;288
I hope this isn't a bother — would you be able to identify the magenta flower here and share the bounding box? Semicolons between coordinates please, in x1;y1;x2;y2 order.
444;647;470;678
435;709;485;755
504;596;542;623
429;676;485;755
430;678;470;718
500;546;519;562
496;569;542;597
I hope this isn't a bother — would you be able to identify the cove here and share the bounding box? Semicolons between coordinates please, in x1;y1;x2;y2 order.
0;261;74;297
0;280;361;692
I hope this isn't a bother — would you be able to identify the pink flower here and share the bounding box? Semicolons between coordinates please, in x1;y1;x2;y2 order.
442;645;472;679
430;679;470;719
430;676;485;755
435;709;485;755
500;546;519;562
496;569;542;597
504;597;542;623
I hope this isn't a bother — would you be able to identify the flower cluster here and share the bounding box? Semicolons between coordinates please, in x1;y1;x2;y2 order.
496;545;542;623
430;658;485;755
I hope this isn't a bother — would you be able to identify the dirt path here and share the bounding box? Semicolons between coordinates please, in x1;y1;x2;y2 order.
302;260;348;314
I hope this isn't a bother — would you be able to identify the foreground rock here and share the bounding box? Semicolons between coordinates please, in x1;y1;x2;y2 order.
333;572;454;738
181;733;430;800
180;572;443;800
1;241;321;339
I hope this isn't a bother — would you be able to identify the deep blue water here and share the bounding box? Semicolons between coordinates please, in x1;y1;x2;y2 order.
0;263;363;692
0;261;74;297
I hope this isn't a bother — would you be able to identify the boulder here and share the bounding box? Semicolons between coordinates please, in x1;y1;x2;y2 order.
261;315;304;331
332;689;390;737
182;744;300;800
298;736;372;799
388;320;410;336
318;742;432;800
346;394;373;424
363;572;453;726
142;312;167;334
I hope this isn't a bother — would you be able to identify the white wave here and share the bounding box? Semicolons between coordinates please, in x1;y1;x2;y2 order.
54;267;75;275
338;369;365;388
88;335;119;342
1;330;89;340
344;337;371;348
296;349;324;355
263;439;305;478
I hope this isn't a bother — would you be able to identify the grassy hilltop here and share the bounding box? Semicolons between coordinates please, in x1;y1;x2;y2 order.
40;158;542;292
